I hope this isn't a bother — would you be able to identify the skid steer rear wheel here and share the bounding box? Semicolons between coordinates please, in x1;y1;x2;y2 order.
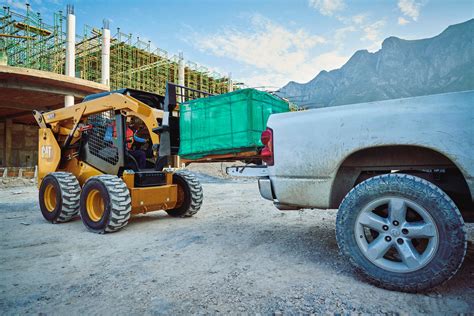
80;175;132;233
166;170;203;218
39;172;81;223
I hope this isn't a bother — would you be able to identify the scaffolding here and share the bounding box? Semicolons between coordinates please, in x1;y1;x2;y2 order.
0;4;236;96
0;5;65;73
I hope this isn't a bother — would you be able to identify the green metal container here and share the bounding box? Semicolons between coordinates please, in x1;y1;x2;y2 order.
179;88;289;159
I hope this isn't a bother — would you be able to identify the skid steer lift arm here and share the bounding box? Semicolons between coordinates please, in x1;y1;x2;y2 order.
33;93;163;147
33;93;165;183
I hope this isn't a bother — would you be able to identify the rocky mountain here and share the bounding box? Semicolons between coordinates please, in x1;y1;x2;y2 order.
278;19;474;108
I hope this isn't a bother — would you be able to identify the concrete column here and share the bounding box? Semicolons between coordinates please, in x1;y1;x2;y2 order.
177;52;185;103
4;119;12;166
178;52;185;86
101;19;110;86
65;4;75;107
228;72;233;92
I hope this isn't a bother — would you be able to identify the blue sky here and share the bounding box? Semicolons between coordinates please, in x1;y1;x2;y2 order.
5;0;474;88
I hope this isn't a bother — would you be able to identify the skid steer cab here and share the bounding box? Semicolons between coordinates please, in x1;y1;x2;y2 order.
34;85;207;233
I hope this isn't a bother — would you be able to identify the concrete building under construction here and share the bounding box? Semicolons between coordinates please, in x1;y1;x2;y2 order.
0;4;239;169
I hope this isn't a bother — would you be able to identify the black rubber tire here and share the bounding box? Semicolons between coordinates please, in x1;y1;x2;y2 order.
166;170;203;217
336;173;467;292
39;172;80;223
79;175;132;233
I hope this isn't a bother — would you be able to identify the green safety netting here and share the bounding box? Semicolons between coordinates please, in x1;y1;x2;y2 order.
179;88;289;160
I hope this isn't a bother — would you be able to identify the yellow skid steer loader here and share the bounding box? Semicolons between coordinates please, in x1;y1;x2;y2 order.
34;84;207;233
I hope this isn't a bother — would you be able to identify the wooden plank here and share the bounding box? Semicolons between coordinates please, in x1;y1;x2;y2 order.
0;33;34;39
181;151;260;163
14;22;52;36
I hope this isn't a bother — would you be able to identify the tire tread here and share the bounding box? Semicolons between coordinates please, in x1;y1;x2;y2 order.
336;173;467;292
167;170;203;217
81;175;132;233
48;172;81;223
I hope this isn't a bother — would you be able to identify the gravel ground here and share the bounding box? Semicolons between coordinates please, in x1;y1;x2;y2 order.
0;174;473;315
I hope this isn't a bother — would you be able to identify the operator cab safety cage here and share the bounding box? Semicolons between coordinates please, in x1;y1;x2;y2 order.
76;83;214;172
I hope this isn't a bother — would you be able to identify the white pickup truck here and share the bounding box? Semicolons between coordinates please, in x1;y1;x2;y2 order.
230;90;473;292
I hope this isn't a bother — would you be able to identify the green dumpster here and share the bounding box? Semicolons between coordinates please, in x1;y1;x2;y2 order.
179;88;289;160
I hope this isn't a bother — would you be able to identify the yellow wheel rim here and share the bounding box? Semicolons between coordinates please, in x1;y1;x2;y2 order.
44;183;57;212
86;189;105;222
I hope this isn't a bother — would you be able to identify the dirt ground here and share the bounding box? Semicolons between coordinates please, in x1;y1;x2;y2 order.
0;166;473;315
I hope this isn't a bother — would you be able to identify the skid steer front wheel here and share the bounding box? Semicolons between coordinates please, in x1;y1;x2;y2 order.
39;172;81;223
166;170;203;218
80;175;131;233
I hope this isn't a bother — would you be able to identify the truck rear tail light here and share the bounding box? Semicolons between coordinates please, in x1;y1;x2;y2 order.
261;128;274;166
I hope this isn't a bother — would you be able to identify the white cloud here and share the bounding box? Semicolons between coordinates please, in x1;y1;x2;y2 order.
335;26;357;39
242;73;290;89
398;0;423;21
309;51;348;73
334;25;356;50
242;51;348;87
194;14;348;87
309;0;345;16
362;20;386;42
332;13;389;52
6;0;28;11
398;17;410;25
335;13;368;25
352;14;367;25
361;20;386;52
333;13;383;52
197;16;325;76
5;0;60;15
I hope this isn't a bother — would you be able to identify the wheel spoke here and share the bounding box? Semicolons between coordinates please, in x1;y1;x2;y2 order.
388;198;407;223
395;240;421;269
366;235;392;260
358;212;388;232
403;222;436;238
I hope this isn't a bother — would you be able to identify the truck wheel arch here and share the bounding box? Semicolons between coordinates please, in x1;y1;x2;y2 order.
330;145;473;221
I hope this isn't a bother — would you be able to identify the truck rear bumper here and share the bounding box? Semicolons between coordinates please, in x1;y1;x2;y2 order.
258;177;274;201
261;175;333;209
258;178;302;210
226;165;268;177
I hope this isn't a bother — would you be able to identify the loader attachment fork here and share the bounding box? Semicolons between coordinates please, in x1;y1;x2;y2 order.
158;83;213;165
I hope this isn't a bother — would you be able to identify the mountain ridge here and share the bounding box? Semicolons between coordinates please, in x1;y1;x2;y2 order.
278;19;474;108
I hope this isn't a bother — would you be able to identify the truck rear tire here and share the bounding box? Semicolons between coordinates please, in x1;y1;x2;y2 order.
39;172;81;223
166;170;203;217
79;175;132;233
336;173;467;292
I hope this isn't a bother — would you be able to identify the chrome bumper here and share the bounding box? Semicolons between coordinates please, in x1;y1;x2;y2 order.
226;165;268;177
258;178;274;201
